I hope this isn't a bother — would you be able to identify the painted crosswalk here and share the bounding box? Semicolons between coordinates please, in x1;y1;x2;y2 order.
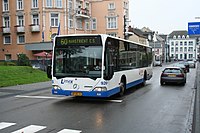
0;122;82;133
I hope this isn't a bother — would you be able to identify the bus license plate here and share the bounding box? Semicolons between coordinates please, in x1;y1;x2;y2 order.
71;92;82;96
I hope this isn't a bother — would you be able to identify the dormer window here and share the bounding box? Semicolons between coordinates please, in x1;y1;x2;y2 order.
182;35;185;39
186;35;189;38
173;35;176;39
178;35;181;39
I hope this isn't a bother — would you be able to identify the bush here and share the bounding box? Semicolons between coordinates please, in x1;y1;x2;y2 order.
17;54;30;66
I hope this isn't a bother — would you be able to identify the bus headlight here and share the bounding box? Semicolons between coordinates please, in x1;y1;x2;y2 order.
53;85;61;90
94;87;107;92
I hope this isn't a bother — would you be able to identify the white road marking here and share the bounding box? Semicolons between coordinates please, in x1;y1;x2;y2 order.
15;95;122;103
57;129;82;133
15;95;66;100
0;122;16;130
106;99;123;103
11;125;46;133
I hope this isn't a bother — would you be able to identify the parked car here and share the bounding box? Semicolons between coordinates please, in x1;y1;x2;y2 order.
173;63;187;73
153;60;162;66
187;61;195;68
160;66;186;85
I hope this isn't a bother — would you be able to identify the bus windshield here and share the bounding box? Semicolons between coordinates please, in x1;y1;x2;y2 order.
53;45;103;79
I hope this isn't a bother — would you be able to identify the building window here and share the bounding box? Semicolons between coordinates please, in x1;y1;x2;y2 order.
180;54;183;59
124;2;128;9
3;16;10;28
46;0;52;7
85;20;89;30
176;47;178;52
189;41;193;46
17;0;23;10
3;0;9;11
107;33;117;37
180;41;183;45
171;42;174;46
92;18;96;30
17;15;24;26
180;47;183;52
107;17;117;29
55;0;62;8
50;13;59;27
108;3;115;10
4;36;11;44
175;41;178;46
189;54;193;59
188;47;193;52
5;54;11;61
184;47;187;52
32;14;39;25
171;47;174;52
32;0;38;8
184;41;187;46
68;14;73;28
77;19;82;29
18;35;25;44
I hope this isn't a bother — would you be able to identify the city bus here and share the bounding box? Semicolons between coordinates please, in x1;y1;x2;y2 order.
47;34;153;97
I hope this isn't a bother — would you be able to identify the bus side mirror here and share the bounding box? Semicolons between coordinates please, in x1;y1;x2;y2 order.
47;65;52;79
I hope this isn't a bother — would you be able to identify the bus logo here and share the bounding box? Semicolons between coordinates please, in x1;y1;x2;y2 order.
61;79;73;84
73;84;79;90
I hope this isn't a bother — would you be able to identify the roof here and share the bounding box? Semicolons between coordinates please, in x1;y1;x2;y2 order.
168;30;188;38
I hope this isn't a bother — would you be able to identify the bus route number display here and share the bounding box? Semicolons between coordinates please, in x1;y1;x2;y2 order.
56;36;101;46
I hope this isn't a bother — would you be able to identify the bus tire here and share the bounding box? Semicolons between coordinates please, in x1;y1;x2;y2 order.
142;71;147;86
119;82;125;97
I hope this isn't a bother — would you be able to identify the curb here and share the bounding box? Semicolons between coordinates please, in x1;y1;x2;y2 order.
192;62;200;133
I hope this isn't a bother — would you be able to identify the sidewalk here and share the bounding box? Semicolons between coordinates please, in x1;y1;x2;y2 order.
0;81;51;91
193;62;200;133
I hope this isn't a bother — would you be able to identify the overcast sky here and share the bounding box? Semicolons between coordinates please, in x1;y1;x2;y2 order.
129;0;200;34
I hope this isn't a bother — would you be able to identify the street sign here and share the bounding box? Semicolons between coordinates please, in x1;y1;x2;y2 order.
188;22;200;35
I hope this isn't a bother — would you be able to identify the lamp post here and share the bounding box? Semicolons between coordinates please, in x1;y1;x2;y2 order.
153;32;157;61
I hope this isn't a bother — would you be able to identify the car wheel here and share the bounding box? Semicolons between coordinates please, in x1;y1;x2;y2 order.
160;80;164;86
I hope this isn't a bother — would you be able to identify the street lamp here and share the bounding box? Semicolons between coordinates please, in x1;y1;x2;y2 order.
153;32;157;61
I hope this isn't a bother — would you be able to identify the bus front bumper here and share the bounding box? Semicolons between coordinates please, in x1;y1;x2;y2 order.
52;88;120;98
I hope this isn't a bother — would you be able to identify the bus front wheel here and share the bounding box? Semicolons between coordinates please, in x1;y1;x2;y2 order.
119;82;125;96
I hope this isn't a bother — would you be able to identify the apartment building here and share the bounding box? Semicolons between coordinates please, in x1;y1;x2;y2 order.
0;0;129;61
168;30;198;61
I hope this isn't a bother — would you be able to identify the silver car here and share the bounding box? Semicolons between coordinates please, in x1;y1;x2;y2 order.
160;67;186;85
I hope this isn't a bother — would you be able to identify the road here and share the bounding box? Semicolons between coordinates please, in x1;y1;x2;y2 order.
0;63;196;133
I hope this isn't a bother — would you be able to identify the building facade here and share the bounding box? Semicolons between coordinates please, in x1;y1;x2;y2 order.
168;30;198;61
0;0;129;61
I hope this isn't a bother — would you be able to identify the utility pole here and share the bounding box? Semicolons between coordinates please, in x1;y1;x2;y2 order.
123;15;126;39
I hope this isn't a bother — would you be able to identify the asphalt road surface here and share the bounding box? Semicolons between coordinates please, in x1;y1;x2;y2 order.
0;63;196;133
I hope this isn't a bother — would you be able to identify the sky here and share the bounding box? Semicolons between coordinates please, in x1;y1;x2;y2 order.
129;0;200;34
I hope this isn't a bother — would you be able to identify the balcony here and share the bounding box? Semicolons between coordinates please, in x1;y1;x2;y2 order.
76;8;90;19
15;26;25;33
30;25;40;32
2;27;11;34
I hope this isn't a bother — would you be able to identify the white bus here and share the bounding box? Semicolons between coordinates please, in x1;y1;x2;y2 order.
47;34;153;97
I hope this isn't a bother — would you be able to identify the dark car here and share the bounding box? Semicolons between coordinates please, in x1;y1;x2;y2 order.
179;61;189;72
160;67;186;85
173;63;187;73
